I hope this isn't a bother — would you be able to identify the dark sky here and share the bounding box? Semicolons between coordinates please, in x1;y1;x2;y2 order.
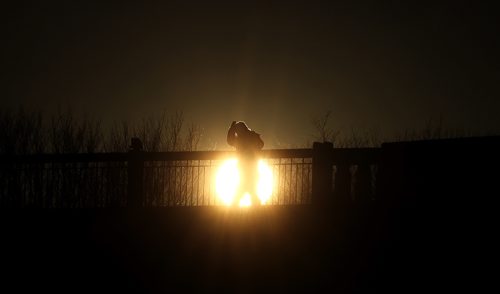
2;1;499;148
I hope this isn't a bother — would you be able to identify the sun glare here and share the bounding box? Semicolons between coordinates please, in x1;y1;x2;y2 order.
215;159;274;207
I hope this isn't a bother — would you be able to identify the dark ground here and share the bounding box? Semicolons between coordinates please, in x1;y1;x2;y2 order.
1;203;458;293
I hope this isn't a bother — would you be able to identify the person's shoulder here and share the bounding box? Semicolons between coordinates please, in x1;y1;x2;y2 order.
249;130;261;138
249;131;264;149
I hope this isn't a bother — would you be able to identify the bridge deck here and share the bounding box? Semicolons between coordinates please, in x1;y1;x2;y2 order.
2;205;425;292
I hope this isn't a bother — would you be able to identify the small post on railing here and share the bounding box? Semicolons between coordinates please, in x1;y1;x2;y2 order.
127;138;144;208
312;141;334;206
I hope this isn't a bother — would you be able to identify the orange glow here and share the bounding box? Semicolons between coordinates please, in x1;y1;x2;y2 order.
215;159;274;207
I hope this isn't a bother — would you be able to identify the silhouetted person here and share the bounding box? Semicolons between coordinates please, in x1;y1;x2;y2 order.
227;121;264;206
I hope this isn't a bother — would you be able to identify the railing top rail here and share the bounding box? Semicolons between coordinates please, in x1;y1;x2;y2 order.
0;152;128;164
0;149;314;163
141;149;315;161
0;147;381;164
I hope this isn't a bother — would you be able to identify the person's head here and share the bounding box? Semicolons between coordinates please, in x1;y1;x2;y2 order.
233;121;250;135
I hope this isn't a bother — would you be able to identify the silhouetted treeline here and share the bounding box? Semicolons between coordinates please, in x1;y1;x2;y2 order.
309;110;486;147
0;107;202;155
1;107;492;155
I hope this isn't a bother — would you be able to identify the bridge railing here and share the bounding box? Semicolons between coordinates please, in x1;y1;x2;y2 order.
135;149;314;207
0;143;380;208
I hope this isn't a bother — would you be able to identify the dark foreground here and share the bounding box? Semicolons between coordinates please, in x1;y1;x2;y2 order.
1;137;496;292
1;203;475;293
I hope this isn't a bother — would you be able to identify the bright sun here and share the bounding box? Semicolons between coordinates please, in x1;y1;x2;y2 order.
215;159;273;207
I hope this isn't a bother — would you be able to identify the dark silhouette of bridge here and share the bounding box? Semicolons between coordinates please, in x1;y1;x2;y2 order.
1;137;498;292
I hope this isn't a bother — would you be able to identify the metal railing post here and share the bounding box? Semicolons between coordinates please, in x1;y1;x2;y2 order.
312;141;334;206
127;138;144;208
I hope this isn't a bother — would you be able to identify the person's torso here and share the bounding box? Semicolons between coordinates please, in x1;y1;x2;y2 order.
235;130;262;152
